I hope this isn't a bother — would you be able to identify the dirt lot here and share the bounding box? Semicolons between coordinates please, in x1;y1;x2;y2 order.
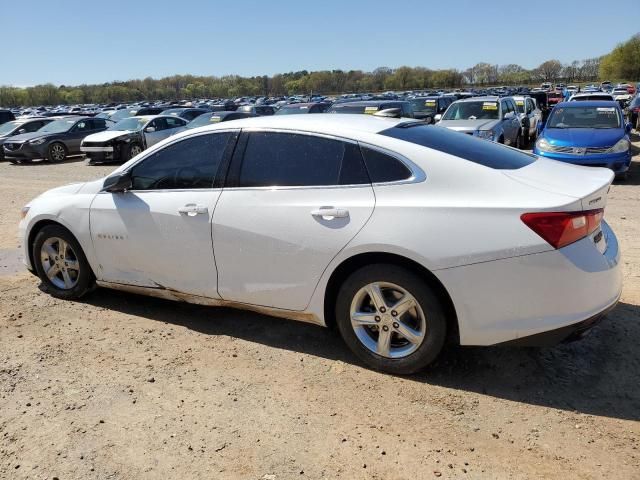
1;141;639;480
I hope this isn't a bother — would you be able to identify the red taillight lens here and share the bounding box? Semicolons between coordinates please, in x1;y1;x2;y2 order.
521;209;604;249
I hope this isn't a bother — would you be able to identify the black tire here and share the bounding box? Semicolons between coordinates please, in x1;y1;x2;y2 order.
615;171;629;182
47;142;67;163
521;130;529;149
32;225;94;300
514;134;522;149
335;264;447;375
125;143;143;161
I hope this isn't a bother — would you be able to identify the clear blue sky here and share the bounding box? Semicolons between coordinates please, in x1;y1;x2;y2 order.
3;0;638;86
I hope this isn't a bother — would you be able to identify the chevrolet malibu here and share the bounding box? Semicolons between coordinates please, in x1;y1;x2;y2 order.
19;115;621;374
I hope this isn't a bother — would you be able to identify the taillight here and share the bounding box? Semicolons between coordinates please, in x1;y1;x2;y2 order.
521;209;604;249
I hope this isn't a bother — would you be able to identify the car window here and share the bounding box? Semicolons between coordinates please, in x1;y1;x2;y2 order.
380;124;535;170
237;132;369;187
130;133;233;190
360;147;412;183
166;117;186;129
92;118;107;129
25;121;44;132
154;118;169;131
73;120;92;132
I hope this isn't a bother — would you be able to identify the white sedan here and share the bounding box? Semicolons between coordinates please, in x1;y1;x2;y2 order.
19;115;622;374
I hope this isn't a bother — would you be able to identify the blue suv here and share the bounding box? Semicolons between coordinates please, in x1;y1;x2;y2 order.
533;101;632;179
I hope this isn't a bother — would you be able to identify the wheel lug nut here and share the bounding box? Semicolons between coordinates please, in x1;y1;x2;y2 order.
382;325;389;331
391;310;398;317
393;322;399;329
379;307;386;313
375;316;381;322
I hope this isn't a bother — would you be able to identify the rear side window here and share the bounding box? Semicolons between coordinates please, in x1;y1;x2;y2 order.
360;147;412;183
238;132;369;187
380;124;535;170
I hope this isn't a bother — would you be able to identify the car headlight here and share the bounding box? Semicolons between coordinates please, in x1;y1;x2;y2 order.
29;138;46;145
476;130;495;141
20;206;30;219
536;137;551;152
608;138;630;154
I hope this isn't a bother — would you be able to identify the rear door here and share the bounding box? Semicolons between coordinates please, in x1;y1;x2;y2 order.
212;130;375;310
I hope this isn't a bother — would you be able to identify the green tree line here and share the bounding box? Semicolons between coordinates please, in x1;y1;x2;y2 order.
1;32;638;107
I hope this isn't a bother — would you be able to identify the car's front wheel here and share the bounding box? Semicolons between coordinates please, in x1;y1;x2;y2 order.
335;264;447;375
47;142;67;163
33;225;94;299
126;143;143;160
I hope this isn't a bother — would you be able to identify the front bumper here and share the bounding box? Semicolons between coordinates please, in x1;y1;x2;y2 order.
436;220;622;346
3;142;48;160
533;149;632;174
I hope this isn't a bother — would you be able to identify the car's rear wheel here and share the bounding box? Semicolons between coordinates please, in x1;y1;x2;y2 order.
47;142;67;163
33;225;94;299
335;264;447;375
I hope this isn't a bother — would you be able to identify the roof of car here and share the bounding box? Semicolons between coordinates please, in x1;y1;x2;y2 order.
455;96;502;102
181;113;407;136
331;100;408;107
554;101;621;108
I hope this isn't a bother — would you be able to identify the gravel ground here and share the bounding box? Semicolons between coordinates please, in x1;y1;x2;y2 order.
1;142;639;479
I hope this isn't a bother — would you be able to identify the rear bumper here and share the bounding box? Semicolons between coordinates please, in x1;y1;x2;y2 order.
497;295;619;346
436;220;622;346
534;149;631;174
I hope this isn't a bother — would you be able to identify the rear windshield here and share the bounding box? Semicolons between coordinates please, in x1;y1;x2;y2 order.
380;124;536;170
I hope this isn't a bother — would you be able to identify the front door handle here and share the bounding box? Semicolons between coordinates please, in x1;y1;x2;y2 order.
178;204;208;216
311;207;349;219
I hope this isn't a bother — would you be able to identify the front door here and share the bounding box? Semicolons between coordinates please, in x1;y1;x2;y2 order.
213;130;375;310
90;131;237;297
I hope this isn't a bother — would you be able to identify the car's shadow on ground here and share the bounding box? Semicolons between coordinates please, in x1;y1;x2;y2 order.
7;155;87;166
81;289;640;422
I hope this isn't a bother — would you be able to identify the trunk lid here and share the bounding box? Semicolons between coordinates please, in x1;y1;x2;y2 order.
503;157;613;211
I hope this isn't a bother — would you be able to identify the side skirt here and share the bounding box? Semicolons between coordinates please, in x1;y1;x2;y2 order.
95;280;324;326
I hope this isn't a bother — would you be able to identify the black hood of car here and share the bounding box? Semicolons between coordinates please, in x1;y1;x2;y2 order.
6;131;61;143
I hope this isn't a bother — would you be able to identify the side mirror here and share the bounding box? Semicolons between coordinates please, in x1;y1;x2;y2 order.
102;171;132;193
145;126;156;133
434;114;442;122
503;112;515;120
626;122;632;133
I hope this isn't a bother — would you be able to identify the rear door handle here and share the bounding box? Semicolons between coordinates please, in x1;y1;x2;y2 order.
178;204;208;216
311;207;349;219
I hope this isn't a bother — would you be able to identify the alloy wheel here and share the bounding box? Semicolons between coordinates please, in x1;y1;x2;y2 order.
50;144;65;162
40;237;80;290
349;281;427;358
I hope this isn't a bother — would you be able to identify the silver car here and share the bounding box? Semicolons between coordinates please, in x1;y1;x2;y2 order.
436;96;523;148
513;96;542;146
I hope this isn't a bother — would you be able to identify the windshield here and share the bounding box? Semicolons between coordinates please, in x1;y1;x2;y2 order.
0;121;19;135
409;98;437;113
39;119;76;133
110;117;147;131
186;113;219;128
442;101;499;120
109;109;135;122
514;100;525;113
547;106;621;129
573;95;613;101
